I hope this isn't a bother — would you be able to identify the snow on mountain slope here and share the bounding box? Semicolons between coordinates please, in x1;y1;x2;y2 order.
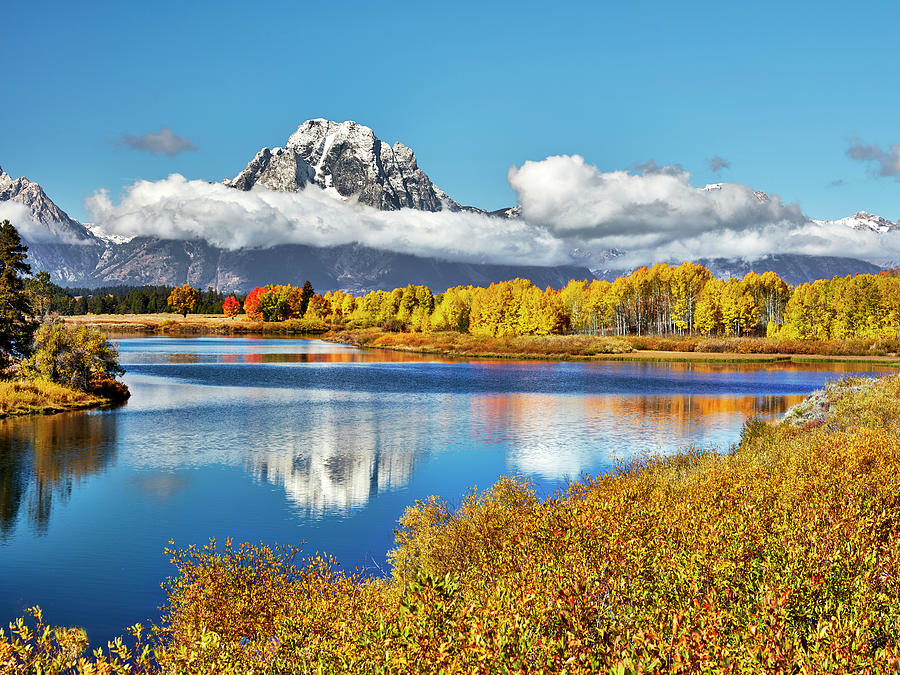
0;165;103;282
814;211;900;234
0;165;96;243
225;119;465;212
702;183;770;203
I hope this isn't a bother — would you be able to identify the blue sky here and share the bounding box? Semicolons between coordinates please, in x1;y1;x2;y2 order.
3;0;899;223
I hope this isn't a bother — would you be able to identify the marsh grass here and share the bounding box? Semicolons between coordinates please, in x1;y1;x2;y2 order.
327;328;635;359
326;329;900;366
0;379;104;417
627;334;900;357
62;314;329;335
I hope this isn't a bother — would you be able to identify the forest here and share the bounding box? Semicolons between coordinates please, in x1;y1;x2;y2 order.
39;283;228;316
242;264;900;341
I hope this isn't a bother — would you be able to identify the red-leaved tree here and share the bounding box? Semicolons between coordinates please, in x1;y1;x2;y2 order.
223;296;241;318
243;287;265;321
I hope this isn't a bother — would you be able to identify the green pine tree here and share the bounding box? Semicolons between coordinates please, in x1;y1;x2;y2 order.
0;220;37;367
299;280;314;317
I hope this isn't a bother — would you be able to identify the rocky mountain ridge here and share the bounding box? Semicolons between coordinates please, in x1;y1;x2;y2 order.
0;165;103;283
0;165;97;243
814;211;900;234
224;119;468;212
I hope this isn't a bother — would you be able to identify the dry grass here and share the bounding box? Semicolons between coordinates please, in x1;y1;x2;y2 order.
328;328;634;360
0;379;105;418
61;313;329;335
326;329;900;365
626;334;900;357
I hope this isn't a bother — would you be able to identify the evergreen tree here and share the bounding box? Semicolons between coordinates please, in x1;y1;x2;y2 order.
0;220;37;367
299;280;314;317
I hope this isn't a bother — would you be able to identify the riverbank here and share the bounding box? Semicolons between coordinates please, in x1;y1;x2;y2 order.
0;379;107;418
7;374;899;671
60;315;900;365
61;313;328;335
325;327;900;366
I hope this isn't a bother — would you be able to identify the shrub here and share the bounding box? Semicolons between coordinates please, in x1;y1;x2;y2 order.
21;322;124;393
381;318;406;332
278;318;328;333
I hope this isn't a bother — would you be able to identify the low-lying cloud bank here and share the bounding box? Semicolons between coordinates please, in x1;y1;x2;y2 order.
85;176;567;266
81;155;900;269
508;155;900;268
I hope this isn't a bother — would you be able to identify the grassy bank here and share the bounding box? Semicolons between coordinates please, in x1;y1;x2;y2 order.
326;327;635;360
0;379;106;417
325;328;900;366
5;376;900;672
61;313;328;335
62;315;900;365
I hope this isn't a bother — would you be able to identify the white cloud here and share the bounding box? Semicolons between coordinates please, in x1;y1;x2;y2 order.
81;156;900;271
0;201;86;244
508;154;900;268
85;175;568;266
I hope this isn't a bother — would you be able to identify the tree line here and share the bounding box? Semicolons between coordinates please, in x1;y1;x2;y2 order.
235;264;900;340
34;283;229;315
15;242;900;340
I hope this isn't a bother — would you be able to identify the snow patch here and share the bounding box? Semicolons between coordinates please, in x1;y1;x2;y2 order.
314;132;338;180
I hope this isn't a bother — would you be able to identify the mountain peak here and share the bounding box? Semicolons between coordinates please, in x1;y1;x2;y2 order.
0;169;93;243
823;211;900;234
226;119;463;212
0;165;103;282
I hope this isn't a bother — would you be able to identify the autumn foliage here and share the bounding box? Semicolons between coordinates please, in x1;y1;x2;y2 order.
222;296;241;318
236;265;900;345
166;284;201;318
242;283;314;321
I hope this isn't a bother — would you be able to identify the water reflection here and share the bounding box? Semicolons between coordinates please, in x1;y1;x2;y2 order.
0;412;118;539
470;393;808;479
251;444;416;517
247;408;420;516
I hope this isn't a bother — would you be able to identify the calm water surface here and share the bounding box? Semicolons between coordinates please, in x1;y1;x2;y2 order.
0;337;893;644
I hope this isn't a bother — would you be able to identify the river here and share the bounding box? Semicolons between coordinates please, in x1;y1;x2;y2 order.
0;336;892;645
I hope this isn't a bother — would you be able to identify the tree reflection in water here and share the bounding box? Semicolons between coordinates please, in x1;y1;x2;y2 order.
0;412;117;538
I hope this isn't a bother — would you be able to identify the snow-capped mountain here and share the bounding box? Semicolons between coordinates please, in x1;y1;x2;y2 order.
225;119;465;212
84;222;132;245
0;165;97;244
815;211;900;234
0;165;103;282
